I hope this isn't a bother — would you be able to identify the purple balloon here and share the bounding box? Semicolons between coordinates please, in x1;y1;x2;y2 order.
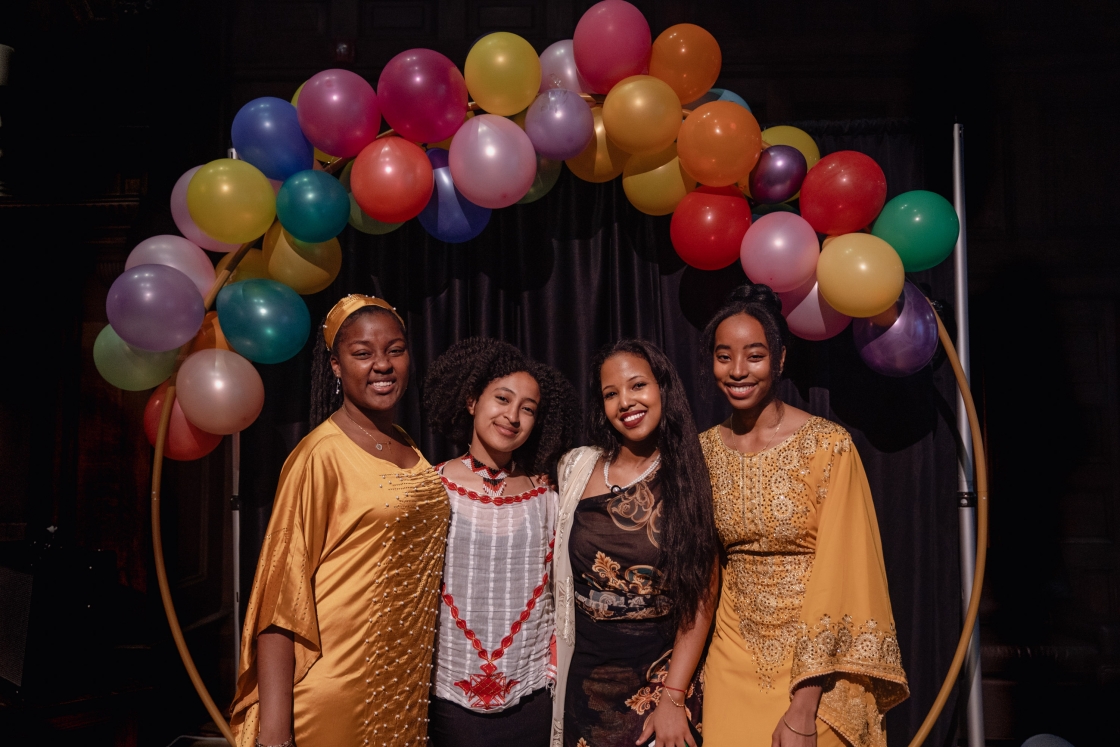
107;264;206;352
538;40;590;93
524;89;595;161
748;145;807;204
853;281;938;377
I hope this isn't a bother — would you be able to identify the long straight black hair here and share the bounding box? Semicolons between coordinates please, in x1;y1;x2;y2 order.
586;338;718;630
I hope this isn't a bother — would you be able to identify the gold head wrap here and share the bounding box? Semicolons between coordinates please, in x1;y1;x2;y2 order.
323;294;406;350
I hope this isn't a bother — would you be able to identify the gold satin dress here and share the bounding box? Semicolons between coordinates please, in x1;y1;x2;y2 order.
230;418;449;747
700;418;908;747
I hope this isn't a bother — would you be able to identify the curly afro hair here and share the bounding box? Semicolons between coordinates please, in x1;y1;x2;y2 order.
422;337;578;480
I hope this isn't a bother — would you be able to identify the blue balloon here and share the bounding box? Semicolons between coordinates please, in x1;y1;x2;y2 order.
417;149;491;244
231;97;314;181
714;88;751;111
216;278;311;364
276;170;350;244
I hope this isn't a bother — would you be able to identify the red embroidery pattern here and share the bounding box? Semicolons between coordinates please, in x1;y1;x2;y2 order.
442;540;555;710
438;474;547;506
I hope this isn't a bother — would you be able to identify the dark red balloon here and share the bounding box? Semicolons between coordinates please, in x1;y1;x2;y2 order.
799;151;887;235
670;186;752;270
144;381;223;461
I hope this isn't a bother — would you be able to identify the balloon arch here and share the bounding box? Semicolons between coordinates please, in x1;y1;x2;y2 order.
91;2;987;745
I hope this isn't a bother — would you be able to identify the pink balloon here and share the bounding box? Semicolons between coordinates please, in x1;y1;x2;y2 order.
573;0;651;94
448;115;537;209
378;49;469;144
177;349;265;435
739;212;820;293
539;40;590;93
126;235;216;298
296;69;381;158
171;167;242;253
779;275;851;341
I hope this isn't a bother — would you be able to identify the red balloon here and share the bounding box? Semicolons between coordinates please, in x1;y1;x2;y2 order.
799;151;887;235
350;137;435;223
144;381;223;461
670;186;752;270
573;0;652;94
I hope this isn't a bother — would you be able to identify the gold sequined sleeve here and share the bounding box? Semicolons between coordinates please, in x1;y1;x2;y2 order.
791;437;909;747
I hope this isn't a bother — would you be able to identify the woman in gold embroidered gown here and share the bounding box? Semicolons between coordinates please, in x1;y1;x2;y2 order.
698;286;908;747
230;295;449;747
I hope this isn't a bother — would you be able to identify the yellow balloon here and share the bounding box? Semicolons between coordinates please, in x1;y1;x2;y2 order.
603;75;682;155
187;159;276;244
262;221;342;295
215;248;270;284
465;32;541;116
566;107;629;183
816;233;905;318
290;82;304;106
622;144;696;216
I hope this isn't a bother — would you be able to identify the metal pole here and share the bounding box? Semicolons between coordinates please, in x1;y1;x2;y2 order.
231;431;242;687
953;122;985;747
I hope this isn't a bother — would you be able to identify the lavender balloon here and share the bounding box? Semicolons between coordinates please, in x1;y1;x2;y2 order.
853;281;938;377
524;89;595;161
106;264;205;352
538;40;590;93
748;145;807;204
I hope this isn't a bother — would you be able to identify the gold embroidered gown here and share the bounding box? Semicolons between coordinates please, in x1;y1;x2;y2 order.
700;417;908;747
230;418;449;747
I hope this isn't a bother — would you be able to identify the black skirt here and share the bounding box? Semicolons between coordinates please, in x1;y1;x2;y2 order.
428;686;552;747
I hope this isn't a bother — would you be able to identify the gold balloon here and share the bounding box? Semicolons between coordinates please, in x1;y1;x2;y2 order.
465;32;541;116
566;107;629;183
262;221;342;295
816;233;905;318
216;248;270;284
622;144;696;216
602;75;682;155
187;159;276;244
189;311;234;354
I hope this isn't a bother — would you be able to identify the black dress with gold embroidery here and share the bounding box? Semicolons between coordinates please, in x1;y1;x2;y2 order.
563;473;703;747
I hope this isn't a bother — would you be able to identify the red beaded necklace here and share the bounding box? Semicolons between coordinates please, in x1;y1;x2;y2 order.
460;453;513;498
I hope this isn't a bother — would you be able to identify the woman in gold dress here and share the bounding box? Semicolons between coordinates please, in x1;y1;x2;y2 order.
230;295;449;747
698;285;908;747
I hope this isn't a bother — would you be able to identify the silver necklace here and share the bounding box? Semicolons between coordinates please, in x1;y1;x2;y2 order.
760;405;785;452
343;408;393;453
603;453;661;494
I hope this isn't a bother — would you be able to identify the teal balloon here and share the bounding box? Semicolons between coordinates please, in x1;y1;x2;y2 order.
93;324;178;390
517;156;562;204
276;170;350;244
872;190;960;272
216;279;311;364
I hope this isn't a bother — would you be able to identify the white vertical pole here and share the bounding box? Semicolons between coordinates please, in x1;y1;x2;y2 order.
231;431;242;686
953;122;985;747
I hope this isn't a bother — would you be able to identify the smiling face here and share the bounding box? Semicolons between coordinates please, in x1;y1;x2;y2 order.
599;352;662;446
712;312;784;411
330;311;410;412
468;371;540;458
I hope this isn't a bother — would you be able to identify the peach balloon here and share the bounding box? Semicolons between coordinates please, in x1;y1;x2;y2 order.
177;349;265;435
649;24;722;104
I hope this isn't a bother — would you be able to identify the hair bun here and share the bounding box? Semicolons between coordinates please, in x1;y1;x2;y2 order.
724;283;783;315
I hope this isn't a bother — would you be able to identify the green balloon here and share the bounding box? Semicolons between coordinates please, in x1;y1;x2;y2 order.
93;324;178;391
872;190;960;272
517;156;562;205
348;191;404;235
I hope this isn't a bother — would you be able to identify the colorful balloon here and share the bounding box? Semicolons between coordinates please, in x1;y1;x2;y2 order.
747;145;807;204
573;0;651;94
799;151;887;235
517;155;563;204
171;167;242;253
348;193;404;234
216;278;311;364
816;233;904;318
778;276;851;341
231;97;313;181
622;144;696;216
177;349;265;435
565;107;629;183
93;324;178;391
144;381;223;461
677;102;761;187
448;114;537;209
126;235;216;298
465;32;541;116
417;149;491;243
683;88;751;112
524;89;594;161
275;169;350;244
215;248;270;283
377;49;469;144
872;190;960;271
350;137;435;223
854;281;938;376
538;40;590;93
648;24;721;104
602;75;682;155
189;311;234;354
739;213;819;293
262;221;342;295
296;69;380;158
186;159;276;244
760;126;820;168
107;264;205;352
670;186;752;270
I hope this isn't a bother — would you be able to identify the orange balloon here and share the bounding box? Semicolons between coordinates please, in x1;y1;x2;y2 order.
190;311;234;354
566;107;629;183
677;101;761;187
649;24;722;104
602;75;682;155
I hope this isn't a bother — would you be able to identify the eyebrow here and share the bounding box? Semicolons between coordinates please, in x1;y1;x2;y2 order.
346;337;407;347
714;342;768;350
494;386;539;404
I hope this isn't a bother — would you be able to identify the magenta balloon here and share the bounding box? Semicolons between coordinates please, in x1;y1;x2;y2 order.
448;114;537;209
126;235;216;298
779;275;851;341
573;0;651;94
106;264;205;352
524;89;595;160
853;281;939;376
177;349;265;435
296;69;380;158
378;49;469;144
539;40;590;93
171;167;241;253
739;213;820;293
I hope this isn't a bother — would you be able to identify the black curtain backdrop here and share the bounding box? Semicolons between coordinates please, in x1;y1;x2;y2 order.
239;119;962;746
